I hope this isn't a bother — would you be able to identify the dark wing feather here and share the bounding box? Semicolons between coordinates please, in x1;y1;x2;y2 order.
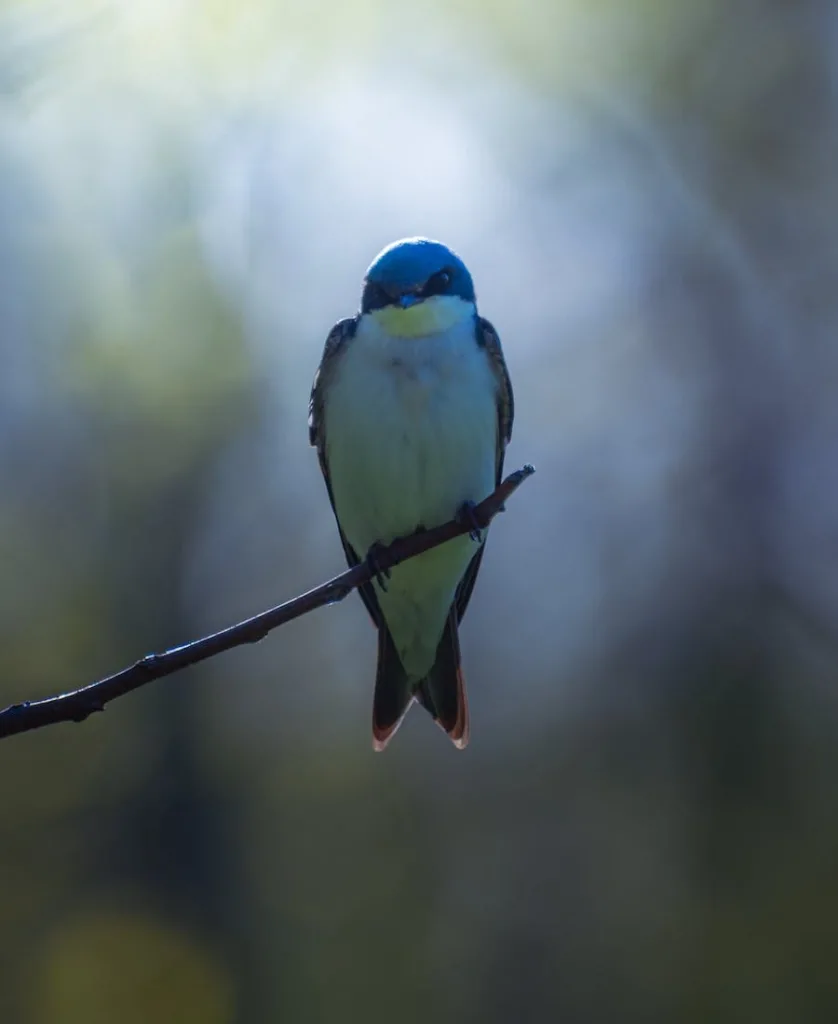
309;317;384;628
478;315;514;455
308;317;357;449
454;316;515;622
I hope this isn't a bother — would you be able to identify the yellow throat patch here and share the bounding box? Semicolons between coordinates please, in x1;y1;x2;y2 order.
370;295;474;338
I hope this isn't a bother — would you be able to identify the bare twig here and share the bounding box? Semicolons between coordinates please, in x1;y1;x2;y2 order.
0;465;534;740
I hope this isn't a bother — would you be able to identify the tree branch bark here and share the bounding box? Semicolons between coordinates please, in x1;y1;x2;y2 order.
0;465;534;740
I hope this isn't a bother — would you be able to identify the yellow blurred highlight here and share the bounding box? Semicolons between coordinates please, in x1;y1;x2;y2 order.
32;912;234;1024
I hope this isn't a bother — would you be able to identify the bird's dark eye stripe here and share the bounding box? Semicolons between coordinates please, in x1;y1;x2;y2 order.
362;267;456;313
362;281;391;311
422;269;452;297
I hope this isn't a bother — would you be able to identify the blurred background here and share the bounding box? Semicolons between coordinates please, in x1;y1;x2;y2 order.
2;0;838;1020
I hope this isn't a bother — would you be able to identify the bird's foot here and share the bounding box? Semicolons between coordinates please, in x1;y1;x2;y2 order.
365;542;392;591
456;500;485;543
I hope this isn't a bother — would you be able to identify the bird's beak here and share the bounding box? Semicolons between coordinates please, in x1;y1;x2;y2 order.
397;292;423;309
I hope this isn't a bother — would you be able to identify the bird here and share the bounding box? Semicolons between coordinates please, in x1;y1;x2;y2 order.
309;237;513;750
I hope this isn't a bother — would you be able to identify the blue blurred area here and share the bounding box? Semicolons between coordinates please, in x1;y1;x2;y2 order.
2;1;838;1020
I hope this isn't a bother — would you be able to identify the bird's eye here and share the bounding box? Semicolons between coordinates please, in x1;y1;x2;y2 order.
423;270;452;297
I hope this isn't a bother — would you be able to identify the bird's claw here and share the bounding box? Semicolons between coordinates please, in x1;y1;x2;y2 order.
365;542;392;591
457;500;484;543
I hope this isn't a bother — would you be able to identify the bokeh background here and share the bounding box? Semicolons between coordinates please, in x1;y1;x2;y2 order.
3;0;838;1020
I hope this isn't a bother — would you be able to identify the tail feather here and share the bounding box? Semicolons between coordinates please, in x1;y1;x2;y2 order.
372;626;415;752
373;610;469;752
417;611;469;749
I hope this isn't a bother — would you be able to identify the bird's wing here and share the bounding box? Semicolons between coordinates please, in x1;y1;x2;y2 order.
309;316;384;629
478;315;515;466
454;316;515;622
308;316;356;451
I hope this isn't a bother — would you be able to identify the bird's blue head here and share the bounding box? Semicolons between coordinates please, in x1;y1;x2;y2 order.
360;237;476;337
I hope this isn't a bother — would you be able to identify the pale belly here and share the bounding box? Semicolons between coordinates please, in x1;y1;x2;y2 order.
324;319;498;679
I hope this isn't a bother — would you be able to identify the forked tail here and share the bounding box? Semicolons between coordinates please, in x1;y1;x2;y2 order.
372;610;469;751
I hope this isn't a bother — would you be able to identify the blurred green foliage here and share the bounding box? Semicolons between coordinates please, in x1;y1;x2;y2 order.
32;913;233;1024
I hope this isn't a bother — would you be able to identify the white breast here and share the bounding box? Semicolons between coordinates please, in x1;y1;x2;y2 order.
323;298;499;679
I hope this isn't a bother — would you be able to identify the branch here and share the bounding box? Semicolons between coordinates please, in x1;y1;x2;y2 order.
0;465;535;740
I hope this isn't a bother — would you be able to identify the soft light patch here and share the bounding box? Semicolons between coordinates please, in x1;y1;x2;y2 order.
371;295;474;338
